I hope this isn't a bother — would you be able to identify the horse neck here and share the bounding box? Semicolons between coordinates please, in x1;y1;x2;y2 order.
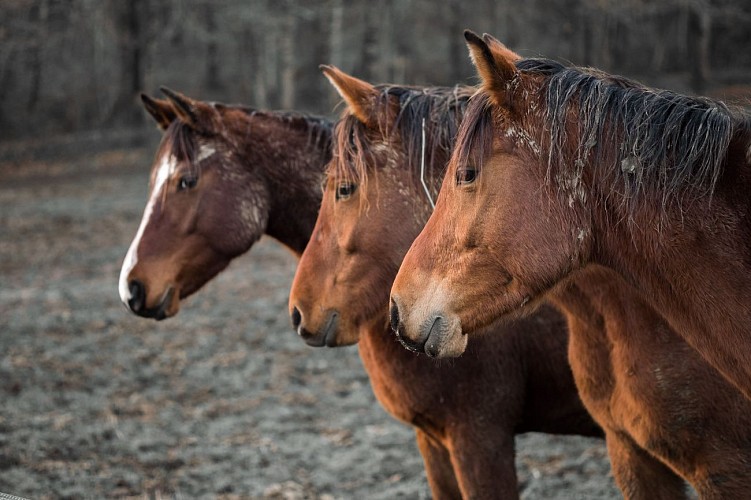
357;318;429;421
235;111;331;256
585;131;751;398
359;317;409;360
551;266;648;330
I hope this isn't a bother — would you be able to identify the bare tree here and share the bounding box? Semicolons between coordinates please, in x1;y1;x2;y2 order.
108;0;145;125
1;0;750;143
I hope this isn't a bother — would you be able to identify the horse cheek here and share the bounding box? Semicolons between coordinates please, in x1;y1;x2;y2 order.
493;177;572;296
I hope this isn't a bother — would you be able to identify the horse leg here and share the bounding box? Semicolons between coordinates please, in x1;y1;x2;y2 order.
606;432;687;500
447;426;519;500
415;429;462;499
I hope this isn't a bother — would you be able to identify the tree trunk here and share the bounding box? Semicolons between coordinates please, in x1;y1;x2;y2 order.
204;3;223;92
26;0;47;112
109;0;144;126
280;7;297;108
688;2;711;94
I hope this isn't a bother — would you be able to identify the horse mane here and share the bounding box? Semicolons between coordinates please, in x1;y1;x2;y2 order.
159;105;332;171
241;107;333;150
331;84;474;199
455;57;751;209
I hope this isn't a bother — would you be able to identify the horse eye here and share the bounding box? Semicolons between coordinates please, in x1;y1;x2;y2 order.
336;183;357;201
456;167;477;185
177;175;198;191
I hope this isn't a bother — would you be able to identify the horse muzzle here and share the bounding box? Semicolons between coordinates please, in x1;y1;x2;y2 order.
291;307;340;347
124;280;176;320
389;296;467;358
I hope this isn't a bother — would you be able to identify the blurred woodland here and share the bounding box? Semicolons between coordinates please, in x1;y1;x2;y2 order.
1;0;751;143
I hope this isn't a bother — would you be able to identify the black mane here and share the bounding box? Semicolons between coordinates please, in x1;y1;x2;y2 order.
520;57;749;204
454;57;750;210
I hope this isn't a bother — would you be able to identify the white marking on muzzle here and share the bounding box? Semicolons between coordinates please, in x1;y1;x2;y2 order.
118;155;177;305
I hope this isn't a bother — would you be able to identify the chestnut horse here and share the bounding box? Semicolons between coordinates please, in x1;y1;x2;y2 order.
288;66;602;498
391;31;751;396
120;87;601;496
119;88;331;318
391;31;751;496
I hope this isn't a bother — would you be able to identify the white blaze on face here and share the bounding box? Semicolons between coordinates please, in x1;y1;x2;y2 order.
118;154;177;305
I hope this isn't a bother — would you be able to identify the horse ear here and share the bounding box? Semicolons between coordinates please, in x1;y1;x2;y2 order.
159;87;216;133
481;33;521;64
140;93;175;130
320;65;380;126
464;30;520;108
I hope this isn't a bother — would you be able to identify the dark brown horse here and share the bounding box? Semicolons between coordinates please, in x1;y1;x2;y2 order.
119;88;330;318
288;66;602;498
390;31;751;496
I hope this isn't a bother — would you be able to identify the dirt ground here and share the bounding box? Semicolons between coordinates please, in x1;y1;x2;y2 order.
0;145;621;499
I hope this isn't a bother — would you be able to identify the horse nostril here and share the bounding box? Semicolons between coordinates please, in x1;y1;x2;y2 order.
389;298;401;334
128;280;145;312
291;307;302;330
424;316;445;358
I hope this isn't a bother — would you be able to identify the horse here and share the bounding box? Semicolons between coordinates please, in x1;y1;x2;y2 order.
287;66;603;498
120;87;600;497
118;88;331;319
390;31;751;496
390;31;751;399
